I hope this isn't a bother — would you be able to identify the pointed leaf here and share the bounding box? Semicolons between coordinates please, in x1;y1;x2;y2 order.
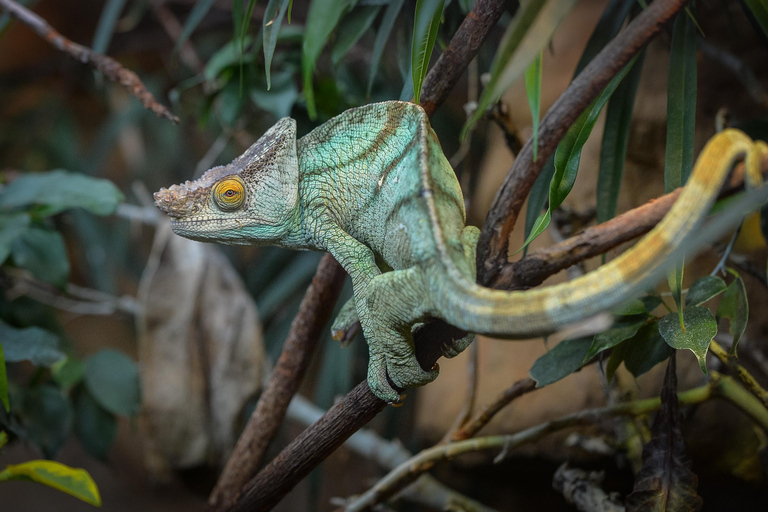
518;56;638;252
659;306;717;374
0;321;64;367
624;320;674;378
685;275;726;306
525;52;542;162
626;356;702;512
84;350;141;417
463;0;577;137
263;0;291;89
74;388;117;461
11;227;69;286
368;0;406;96
332;6;381;66
0;170;124;217
411;0;444;104
584;317;646;362
20;385;74;458
716;270;748;355
597;49;644;223
523;157;555;254
51;357;86;391
0;460;101;506
175;0;217;53
614;296;662;316
530;337;592;387
0;431;7;449
742;0;768;38
302;0;351;118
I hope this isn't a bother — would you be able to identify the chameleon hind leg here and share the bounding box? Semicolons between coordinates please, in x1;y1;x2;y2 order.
441;225;480;358
365;267;439;402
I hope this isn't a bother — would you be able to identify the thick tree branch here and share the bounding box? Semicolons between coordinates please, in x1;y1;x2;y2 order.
0;0;179;124
209;254;347;510
476;0;690;285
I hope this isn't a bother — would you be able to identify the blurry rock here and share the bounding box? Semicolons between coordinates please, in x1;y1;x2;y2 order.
136;221;264;482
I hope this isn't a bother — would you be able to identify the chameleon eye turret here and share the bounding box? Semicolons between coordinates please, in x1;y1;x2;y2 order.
212;176;246;211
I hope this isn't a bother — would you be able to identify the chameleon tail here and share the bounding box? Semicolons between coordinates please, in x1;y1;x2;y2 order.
427;129;768;338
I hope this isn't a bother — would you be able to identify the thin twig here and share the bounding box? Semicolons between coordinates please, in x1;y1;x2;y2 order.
344;374;768;511
710;339;768;407
476;0;691;285
0;0;179;124
209;254;347;510
440;342;480;444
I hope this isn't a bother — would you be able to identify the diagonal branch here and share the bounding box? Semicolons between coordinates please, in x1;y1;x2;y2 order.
475;0;690;285
0;0;179;124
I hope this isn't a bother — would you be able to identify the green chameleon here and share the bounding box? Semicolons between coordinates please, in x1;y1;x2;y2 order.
155;101;766;403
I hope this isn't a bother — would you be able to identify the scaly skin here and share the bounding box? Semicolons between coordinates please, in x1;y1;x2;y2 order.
155;101;768;403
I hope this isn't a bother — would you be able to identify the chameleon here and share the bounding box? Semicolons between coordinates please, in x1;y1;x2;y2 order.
155;101;767;403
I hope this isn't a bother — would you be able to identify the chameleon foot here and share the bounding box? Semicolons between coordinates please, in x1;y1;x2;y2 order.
331;297;360;346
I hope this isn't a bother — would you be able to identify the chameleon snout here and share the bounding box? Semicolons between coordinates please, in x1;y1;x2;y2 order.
154;182;205;218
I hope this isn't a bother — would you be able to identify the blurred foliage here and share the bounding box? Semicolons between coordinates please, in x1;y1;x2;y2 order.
0;0;766;509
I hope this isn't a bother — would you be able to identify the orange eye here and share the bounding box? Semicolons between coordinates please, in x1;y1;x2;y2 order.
212;176;246;211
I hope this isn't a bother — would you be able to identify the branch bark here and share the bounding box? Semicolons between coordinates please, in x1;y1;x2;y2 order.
475;0;690;285
209;254;347;509
0;0;179;124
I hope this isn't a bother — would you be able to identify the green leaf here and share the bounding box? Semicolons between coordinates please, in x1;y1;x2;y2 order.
529;337;592;387
584;317;646;362
251;71;299;119
11;227;69;286
626;356;702;512
411;0;444;104
204;35;256;82
659;306;717;374
51;357;86;391
0;430;7;449
606;341;626;382
742;0;768;38
717;270;748;355
0;213;31;265
525;52;542;162
614;295;662;316
0;321;64;367
368;0;406;96
74;388;117;461
332;6;381;66
175;0;218;54
84;350;141;417
597;49;645;223
302;0;351;119
523;157;555;254
518;56;637;252
573;0;635;76
686;275;726;306
0;460;101;506
0;170;124;217
463;0;578;138
623;321;674;378
20;385;74;458
0;343;8;412
92;0;127;54
263;0;292;89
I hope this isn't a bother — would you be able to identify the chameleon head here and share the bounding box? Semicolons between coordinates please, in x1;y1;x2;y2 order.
154;117;299;245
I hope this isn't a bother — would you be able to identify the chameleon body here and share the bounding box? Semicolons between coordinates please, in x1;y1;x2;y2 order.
155;101;767;403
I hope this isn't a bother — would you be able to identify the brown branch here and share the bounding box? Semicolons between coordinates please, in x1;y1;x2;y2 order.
476;0;690;285
0;0;179;124
209;254;347;510
420;0;510;117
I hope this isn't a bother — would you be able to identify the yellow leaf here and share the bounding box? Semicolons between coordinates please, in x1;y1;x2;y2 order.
0;460;101;506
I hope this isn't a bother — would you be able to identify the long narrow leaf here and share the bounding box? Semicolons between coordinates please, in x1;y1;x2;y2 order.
302;0;352;118
574;0;635;76
411;0;444;104
523;157;556;253
518;57;638;253
332;6;381;66
525;52;543;162
463;0;578;138
92;0;127;53
368;0;406;96
597;49;645;223
264;0;292;89
175;0;218;53
665;9;697;318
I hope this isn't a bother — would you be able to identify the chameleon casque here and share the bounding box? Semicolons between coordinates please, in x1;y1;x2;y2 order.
155;101;767;403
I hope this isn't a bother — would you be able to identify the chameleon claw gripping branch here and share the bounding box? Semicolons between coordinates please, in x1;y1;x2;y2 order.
155;101;768;403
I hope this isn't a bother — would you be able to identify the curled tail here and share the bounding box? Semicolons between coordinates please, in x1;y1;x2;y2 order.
426;129;768;338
